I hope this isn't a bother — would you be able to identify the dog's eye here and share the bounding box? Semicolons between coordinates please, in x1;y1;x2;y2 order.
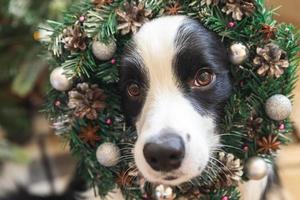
193;69;215;87
127;83;141;98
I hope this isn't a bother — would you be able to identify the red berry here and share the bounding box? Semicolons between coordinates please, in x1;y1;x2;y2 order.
79;15;85;22
221;196;229;200
243;145;249;152
279;123;285;130
106;118;113;125
111;58;116;64
228;22;236;28
55;100;61;107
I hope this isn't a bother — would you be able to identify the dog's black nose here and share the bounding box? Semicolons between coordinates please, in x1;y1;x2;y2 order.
143;133;185;172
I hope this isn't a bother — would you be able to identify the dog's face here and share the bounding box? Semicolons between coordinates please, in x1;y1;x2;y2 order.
120;16;232;185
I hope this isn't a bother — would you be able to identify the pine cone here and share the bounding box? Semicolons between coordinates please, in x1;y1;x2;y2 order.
68;83;106;120
116;1;151;35
253;43;289;78
165;1;182;15
62;25;87;51
246;112;263;138
222;0;255;21
217;152;243;187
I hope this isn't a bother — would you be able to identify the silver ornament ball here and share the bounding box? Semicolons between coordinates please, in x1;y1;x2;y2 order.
92;40;116;61
229;43;248;65
96;142;120;167
265;94;292;121
246;157;268;180
155;184;175;200
50;67;72;91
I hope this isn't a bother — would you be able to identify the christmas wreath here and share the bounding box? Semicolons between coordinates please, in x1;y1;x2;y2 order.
41;0;300;199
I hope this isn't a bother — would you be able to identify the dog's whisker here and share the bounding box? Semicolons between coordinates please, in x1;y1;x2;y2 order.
210;157;234;177
118;142;135;147
118;155;135;162
119;156;134;162
215;144;244;152
206;161;220;176
121;165;139;186
119;147;134;152
202;168;215;183
206;160;221;175
218;133;245;138
207;159;226;180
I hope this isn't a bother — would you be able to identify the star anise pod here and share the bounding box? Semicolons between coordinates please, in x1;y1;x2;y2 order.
116;171;134;187
62;25;87;51
261;24;277;40
222;0;256;21
116;1;151;35
92;0;112;8
165;1;182;15
79;125;101;146
253;43;289;78
257;135;281;154
68;83;106;120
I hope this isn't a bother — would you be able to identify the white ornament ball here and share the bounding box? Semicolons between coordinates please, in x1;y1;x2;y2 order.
50;67;72;91
92;40;117;61
155;184;175;200
96;142;120;167
246;157;268;180
229;43;248;65
265;94;292;121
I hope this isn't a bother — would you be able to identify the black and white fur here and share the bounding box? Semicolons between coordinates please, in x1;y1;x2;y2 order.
120;16;231;185
120;15;282;199
1;16;282;200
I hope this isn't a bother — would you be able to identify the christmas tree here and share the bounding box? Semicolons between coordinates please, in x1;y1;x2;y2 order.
0;0;78;144
42;0;299;199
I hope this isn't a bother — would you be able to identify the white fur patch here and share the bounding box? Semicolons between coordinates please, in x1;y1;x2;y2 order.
132;16;219;185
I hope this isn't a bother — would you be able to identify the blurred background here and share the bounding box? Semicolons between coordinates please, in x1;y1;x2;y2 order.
0;0;299;199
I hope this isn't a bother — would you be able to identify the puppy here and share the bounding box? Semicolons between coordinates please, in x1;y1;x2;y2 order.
120;15;231;186
120;16;282;199
1;16;282;200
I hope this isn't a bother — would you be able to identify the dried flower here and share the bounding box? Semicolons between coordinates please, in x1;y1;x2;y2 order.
79;125;101;146
257;135;281;154
165;1;182;15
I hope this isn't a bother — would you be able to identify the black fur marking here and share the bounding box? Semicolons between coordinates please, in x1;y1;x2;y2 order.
119;41;148;125
174;19;232;118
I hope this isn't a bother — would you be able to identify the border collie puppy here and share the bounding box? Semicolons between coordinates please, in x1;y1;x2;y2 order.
1;16;282;200
120;16;282;200
120;15;231;185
